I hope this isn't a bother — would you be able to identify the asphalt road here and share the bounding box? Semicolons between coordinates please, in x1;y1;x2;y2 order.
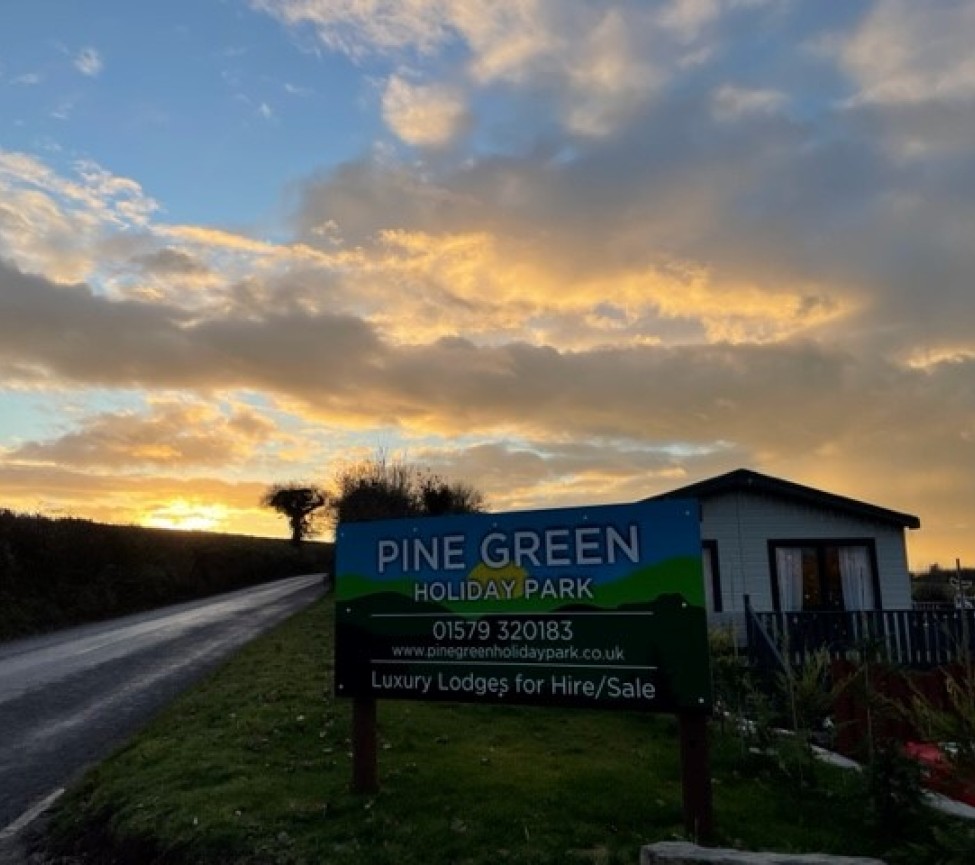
0;573;325;838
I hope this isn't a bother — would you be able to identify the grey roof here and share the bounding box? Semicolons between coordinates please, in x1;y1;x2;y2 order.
647;467;921;530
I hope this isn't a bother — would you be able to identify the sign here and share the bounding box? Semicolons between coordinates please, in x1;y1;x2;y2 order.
335;500;711;713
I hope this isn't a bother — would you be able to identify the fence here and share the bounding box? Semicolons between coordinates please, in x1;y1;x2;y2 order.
745;599;975;671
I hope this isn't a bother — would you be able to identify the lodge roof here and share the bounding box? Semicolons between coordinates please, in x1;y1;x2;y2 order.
648;467;921;530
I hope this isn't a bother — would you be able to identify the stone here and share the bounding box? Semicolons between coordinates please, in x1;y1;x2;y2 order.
640;841;887;865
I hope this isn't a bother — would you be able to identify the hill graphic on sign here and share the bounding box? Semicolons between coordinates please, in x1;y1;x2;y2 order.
336;554;703;613
337;574;413;603
468;561;529;597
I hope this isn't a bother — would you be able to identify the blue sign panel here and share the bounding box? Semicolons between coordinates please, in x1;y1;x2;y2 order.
335;499;711;712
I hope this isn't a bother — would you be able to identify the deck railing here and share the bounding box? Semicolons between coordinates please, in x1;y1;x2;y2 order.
745;601;975;670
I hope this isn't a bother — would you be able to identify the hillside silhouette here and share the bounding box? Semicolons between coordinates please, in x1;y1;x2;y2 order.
0;509;332;640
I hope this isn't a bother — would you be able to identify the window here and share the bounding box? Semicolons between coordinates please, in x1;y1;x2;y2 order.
769;540;879;612
702;540;722;613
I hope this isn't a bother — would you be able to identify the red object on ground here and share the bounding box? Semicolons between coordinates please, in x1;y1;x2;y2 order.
903;741;975;806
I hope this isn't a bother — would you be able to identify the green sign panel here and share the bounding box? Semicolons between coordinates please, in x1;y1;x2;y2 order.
335;500;711;712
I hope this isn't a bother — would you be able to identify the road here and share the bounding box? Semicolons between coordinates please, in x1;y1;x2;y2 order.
0;573;324;841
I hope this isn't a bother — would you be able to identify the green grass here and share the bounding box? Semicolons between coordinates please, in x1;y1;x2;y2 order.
45;599;968;864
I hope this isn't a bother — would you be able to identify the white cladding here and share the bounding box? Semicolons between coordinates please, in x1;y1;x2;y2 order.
700;489;913;616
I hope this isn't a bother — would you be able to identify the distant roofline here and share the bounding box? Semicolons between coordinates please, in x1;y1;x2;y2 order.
647;467;921;530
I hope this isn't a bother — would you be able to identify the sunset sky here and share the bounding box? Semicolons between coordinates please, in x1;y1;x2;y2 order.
1;0;973;569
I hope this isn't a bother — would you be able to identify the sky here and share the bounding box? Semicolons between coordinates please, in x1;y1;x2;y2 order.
0;0;973;570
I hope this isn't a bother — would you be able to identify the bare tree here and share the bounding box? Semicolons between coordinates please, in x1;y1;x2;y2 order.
418;474;484;516
262;484;328;546
330;455;485;525
330;456;417;525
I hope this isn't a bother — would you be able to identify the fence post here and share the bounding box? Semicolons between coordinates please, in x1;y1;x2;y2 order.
743;594;753;661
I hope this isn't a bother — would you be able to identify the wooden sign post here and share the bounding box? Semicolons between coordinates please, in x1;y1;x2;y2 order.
351;697;378;794
678;711;714;843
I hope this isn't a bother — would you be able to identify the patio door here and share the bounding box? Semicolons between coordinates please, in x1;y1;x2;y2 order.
771;540;878;612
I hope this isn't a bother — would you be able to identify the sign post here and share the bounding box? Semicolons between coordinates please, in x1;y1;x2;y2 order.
335;500;712;818
679;711;713;842
351;697;378;794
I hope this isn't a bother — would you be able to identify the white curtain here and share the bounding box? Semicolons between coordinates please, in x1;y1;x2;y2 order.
839;546;874;611
775;547;803;611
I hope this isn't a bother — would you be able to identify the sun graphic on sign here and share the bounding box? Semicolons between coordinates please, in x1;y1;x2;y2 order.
468;561;529;598
141;499;228;532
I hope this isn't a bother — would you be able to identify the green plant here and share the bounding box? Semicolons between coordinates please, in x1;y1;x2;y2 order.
903;822;975;865
861;742;928;847
708;626;743;718
908;661;975;779
738;648;843;790
776;648;839;736
708;626;779;769
833;656;937;855
709;628;811;778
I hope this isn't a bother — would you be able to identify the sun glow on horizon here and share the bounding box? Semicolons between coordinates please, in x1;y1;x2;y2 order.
141;499;229;532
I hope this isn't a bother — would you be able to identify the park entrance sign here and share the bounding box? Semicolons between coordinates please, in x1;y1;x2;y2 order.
335;500;711;713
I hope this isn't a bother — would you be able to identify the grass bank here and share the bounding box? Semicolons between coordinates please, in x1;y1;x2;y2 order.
45;599;967;864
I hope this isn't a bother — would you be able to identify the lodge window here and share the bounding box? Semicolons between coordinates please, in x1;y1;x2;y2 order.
702;540;722;613
769;540;880;612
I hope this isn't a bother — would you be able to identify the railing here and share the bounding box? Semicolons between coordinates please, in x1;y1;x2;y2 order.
746;603;975;670
912;601;954;612
742;600;788;688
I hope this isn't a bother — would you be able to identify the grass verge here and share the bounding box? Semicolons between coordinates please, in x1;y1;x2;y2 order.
45;598;968;864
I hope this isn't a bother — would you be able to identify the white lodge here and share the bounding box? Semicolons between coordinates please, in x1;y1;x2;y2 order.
646;468;920;630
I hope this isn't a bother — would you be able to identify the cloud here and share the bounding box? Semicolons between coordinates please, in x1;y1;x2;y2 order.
287;130;873;348
0;150;158;281
561;8;662;137
842;0;975;105
8;399;280;470
251;0;459;57
658;0;723;41
832;1;975;163
251;1;728;138
75;47;103;77
0;259;383;397
0;255;968;461
711;84;787;121
408;438;740;514
4;5;975;566
1;242;973;564
131;247;211;277
381;74;468;147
